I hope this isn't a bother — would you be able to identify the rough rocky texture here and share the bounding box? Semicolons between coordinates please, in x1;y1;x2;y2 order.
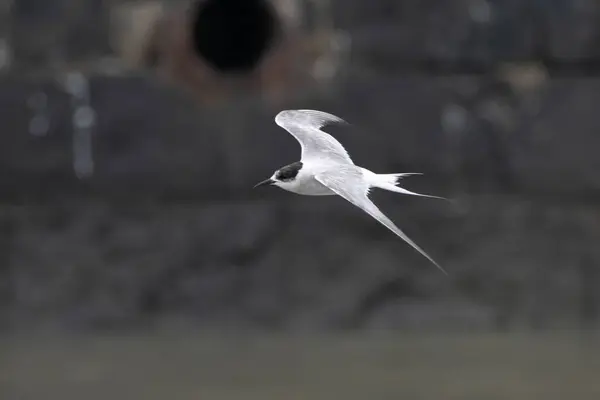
335;0;600;72
1;71;599;331
3;72;600;199
2;0;600;332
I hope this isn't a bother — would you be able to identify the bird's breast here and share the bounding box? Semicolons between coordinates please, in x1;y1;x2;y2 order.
284;175;335;196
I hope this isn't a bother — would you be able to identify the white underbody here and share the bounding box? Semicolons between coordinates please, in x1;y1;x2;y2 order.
278;174;335;196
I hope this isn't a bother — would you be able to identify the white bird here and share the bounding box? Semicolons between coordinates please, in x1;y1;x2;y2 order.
254;109;447;274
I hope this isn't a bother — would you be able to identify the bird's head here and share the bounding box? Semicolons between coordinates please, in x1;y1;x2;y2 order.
254;161;303;190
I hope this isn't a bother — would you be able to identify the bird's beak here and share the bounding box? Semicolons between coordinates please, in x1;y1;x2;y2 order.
253;178;274;189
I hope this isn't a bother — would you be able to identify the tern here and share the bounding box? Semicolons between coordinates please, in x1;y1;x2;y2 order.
254;109;447;274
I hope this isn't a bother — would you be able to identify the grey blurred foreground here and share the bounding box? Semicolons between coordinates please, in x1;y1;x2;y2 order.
2;332;600;400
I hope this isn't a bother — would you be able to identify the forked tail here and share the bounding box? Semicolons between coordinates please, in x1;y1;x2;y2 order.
368;172;446;200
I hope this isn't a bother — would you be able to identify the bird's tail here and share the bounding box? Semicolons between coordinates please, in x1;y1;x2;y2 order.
368;172;446;200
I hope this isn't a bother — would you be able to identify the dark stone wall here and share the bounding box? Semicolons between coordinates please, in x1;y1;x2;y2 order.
1;0;600;332
334;0;600;70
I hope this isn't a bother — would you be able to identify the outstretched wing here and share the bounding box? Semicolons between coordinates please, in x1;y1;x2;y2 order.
275;109;354;165
314;167;447;274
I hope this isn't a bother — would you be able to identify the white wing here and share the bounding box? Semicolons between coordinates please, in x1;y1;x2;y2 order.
315;166;447;275
275;109;354;165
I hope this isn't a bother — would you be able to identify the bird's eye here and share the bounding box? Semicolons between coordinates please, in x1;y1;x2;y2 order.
276;173;291;182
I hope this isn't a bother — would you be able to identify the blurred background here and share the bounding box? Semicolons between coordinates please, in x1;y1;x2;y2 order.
1;0;600;399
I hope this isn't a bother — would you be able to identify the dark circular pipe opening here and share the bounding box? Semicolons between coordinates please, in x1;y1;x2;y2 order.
191;0;279;73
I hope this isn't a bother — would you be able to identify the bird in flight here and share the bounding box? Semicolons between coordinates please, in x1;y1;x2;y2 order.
254;109;447;274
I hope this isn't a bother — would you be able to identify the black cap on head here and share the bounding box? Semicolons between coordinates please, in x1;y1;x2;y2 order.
275;161;303;182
